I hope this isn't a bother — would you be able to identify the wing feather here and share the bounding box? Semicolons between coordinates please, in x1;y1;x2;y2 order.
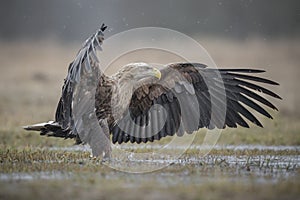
110;63;281;144
55;24;106;138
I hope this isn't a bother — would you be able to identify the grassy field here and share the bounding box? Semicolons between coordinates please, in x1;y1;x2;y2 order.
0;37;299;199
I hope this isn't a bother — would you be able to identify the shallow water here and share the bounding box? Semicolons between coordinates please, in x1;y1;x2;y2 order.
1;145;299;184
0;171;72;181
48;144;300;151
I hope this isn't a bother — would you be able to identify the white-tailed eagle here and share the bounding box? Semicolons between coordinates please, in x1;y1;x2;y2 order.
24;24;281;158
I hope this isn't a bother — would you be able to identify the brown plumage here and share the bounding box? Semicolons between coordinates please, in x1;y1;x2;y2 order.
23;24;281;158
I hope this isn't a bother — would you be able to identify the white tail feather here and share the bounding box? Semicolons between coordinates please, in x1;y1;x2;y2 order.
22;121;54;131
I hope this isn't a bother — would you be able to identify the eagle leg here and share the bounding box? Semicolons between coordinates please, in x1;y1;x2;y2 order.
89;118;111;160
99;118;112;160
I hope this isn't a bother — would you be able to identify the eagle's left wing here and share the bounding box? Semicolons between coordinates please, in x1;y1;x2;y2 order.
24;24;111;157
49;24;109;156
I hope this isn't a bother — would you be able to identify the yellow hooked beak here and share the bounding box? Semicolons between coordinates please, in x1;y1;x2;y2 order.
153;68;161;79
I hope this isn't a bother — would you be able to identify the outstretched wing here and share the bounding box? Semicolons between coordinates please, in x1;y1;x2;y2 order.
111;63;281;144
55;25;106;129
54;24;107;148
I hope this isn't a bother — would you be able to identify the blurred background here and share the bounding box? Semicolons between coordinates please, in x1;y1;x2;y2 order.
0;0;299;130
1;0;299;40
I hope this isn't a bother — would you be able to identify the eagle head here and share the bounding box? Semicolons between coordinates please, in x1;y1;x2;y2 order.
120;62;161;82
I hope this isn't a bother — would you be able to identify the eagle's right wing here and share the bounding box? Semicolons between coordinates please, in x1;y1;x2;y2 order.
111;63;281;144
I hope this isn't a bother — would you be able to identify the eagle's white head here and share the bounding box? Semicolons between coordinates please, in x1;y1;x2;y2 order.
111;62;162;118
116;62;161;82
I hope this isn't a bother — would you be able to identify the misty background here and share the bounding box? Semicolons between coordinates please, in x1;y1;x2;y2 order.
0;0;299;41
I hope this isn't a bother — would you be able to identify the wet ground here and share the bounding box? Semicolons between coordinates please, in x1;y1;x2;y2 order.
1;145;298;180
0;145;299;200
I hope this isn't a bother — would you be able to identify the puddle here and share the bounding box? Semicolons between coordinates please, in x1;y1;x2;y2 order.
0;171;72;181
49;144;300;152
1;145;299;184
